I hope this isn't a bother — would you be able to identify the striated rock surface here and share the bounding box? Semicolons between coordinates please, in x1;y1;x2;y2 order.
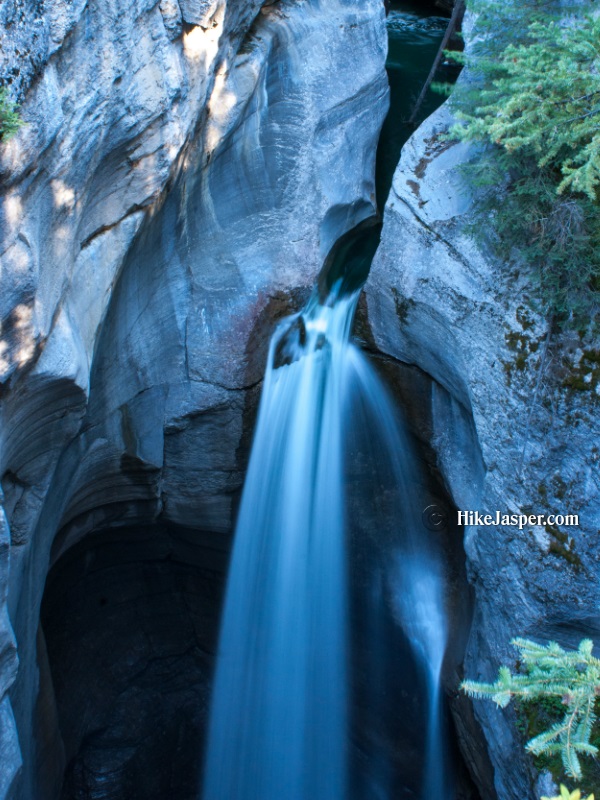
365;102;600;799
8;0;594;795
0;0;389;796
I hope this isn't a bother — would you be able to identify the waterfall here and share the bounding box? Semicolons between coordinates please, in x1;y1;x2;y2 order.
345;340;450;799
391;552;448;798
202;280;450;799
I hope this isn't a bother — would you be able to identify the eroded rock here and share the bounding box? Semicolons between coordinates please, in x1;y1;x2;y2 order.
0;0;389;795
366;102;600;800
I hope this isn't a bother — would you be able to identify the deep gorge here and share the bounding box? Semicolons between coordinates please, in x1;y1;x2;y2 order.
1;1;599;799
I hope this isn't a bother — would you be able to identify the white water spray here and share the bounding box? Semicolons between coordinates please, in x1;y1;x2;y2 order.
203;281;450;799
344;341;450;798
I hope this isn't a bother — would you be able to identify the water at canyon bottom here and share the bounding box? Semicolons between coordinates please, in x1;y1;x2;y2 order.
202;279;451;800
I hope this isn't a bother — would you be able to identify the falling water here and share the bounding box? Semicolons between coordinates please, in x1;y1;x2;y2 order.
203;279;450;799
391;552;448;799
345;340;450;798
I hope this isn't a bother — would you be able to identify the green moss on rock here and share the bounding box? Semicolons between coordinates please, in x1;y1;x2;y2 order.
545;524;582;569
562;349;600;398
391;288;415;326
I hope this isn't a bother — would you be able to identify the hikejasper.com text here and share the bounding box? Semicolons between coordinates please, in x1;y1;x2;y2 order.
458;511;579;530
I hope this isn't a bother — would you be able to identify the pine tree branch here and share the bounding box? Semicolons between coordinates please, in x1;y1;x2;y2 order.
462;638;600;780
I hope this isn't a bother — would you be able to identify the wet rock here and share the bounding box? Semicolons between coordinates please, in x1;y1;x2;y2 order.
365;97;600;800
0;0;389;795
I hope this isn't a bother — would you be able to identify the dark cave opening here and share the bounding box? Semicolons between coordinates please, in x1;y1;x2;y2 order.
34;6;481;798
37;387;484;800
40;525;229;800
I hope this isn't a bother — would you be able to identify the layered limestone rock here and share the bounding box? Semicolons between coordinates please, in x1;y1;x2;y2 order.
365;103;600;799
0;0;389;796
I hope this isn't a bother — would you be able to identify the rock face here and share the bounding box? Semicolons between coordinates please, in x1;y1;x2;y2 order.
40;524;228;800
5;0;595;796
365;102;600;798
0;0;389;796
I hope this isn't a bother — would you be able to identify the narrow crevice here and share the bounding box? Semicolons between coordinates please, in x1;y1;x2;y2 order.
375;0;459;211
31;7;474;800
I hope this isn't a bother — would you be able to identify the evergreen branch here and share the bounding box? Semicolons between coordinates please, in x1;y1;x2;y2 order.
462;638;600;780
542;786;595;800
0;88;22;142
444;0;600;325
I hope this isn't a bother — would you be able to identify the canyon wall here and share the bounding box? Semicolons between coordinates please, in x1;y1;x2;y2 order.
3;0;598;797
0;1;389;796
365;96;600;800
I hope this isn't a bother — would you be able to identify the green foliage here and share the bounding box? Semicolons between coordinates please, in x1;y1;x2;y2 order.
437;1;600;327
0;87;22;141
542;786;594;800
450;13;600;201
462;638;600;781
